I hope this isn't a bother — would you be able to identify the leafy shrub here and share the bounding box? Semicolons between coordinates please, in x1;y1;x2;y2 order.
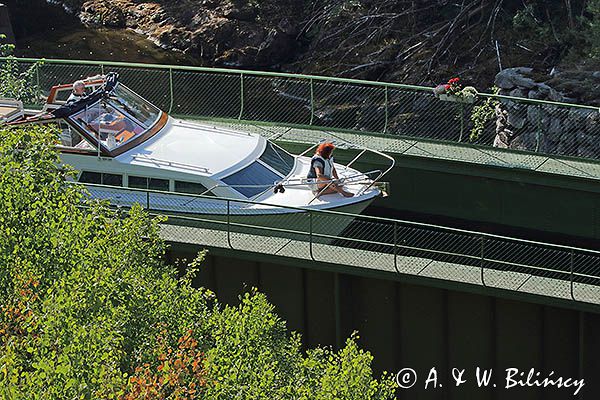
0;34;42;104
0;124;396;399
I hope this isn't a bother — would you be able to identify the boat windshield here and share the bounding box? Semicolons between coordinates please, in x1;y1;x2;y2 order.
68;84;161;151
222;142;295;198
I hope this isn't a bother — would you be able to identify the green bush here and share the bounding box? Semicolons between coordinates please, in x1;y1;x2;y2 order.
0;124;396;399
0;34;42;105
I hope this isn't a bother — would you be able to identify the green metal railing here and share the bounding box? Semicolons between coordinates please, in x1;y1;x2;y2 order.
85;183;600;306
4;57;600;166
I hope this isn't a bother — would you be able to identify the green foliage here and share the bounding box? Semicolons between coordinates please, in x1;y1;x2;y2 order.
300;335;395;400
469;87;500;142
0;124;212;398
512;4;550;38
203;290;396;399
0;124;395;399
585;0;600;58
0;34;43;105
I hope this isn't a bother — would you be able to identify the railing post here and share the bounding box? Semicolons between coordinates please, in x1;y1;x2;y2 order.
309;78;314;125
458;103;464;142
100;64;105;76
480;236;486;286
227;200;233;249
570;250;575;301
146;190;150;210
35;62;40;93
393;221;398;273
383;86;389;134
238;73;244;120
168;67;174;114
535;104;542;152
309;210;314;260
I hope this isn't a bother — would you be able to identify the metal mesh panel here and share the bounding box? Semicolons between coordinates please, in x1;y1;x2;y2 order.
227;201;309;254
5;58;600;175
105;66;171;112
573;252;600;285
79;183;600;305
243;76;311;124
312;81;386;132
0;60;43;108
171;71;240;118
38;63;102;98
386;89;470;141
539;104;600;159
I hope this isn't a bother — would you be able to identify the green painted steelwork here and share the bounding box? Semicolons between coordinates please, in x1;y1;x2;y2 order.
4;56;600;168
82;183;600;306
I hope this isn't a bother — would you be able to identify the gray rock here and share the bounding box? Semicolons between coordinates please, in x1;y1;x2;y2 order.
494;135;509;148
511;131;537;151
507;113;526;129
513;76;537;89
495;68;534;89
495;74;515;90
536;83;552;96
509;88;527;98
496;119;505;133
547;88;564;102
528;90;544;100
584;111;600;135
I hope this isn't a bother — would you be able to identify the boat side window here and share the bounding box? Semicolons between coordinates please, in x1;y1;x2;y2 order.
174;181;214;196
259;142;295;177
129;176;169;191
222;161;280;198
79;171;123;186
55;120;94;150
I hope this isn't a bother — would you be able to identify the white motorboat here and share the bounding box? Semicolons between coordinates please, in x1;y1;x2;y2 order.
2;73;393;222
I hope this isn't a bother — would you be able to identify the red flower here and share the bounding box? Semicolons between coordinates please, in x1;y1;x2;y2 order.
444;84;451;90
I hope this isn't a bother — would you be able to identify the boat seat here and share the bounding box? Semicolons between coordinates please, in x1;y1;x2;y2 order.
116;130;135;143
0;98;24;123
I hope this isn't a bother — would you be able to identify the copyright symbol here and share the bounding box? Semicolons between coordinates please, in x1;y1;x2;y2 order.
395;368;417;389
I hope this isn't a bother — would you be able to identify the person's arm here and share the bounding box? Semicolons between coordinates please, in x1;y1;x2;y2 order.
314;166;322;177
332;165;340;180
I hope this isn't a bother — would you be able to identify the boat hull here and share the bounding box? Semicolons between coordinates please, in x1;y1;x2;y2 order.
87;186;376;243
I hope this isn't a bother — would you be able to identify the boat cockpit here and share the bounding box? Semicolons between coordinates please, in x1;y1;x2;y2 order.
11;73;166;157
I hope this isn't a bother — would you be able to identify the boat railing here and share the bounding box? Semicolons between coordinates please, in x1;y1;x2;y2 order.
79;182;600;307
200;169;385;200
132;154;210;174
303;136;395;203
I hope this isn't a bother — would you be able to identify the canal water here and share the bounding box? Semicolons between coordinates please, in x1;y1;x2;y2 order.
8;0;194;65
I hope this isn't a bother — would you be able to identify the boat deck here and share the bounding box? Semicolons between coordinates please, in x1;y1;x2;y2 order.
195;119;600;181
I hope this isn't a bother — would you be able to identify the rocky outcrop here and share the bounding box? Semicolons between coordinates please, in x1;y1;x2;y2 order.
493;67;600;158
55;0;301;68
